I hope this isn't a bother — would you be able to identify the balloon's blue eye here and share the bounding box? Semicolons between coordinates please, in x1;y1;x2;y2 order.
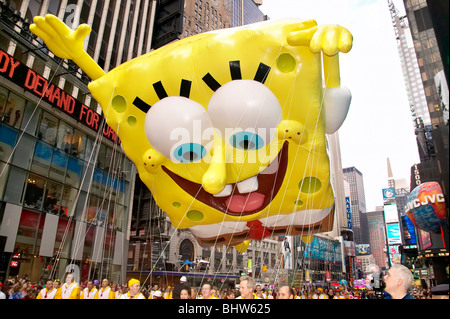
173;143;207;163
229;131;264;150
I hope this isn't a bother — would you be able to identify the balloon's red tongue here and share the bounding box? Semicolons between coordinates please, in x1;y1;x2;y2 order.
225;193;265;213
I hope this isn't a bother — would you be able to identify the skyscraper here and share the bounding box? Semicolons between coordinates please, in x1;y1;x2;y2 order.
402;0;448;126
342;167;369;244
401;0;448;245
366;209;388;270
388;0;430;127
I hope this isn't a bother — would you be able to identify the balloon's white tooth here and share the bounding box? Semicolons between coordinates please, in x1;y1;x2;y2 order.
212;184;232;197
237;176;259;193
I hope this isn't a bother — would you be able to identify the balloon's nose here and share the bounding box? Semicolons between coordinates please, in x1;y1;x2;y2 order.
202;140;227;194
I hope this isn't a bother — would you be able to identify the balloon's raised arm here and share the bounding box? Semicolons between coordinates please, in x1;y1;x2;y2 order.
287;23;353;88
29;14;105;81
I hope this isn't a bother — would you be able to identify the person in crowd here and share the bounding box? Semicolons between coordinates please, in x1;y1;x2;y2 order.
190;287;198;299
36;279;59;299
172;276;187;299
120;278;145;299
53;279;61;291
164;285;173;299
8;283;22;299
236;276;259;299
327;288;336;299
225;289;235;299
81;280;97;299
115;284;127;299
199;283;218;299
151;290;165;299
383;264;416;299
150;284;161;299
95;278;115;299
0;282;6;299
277;285;294;299
180;287;191;299
255;284;267;299
59;273;80;299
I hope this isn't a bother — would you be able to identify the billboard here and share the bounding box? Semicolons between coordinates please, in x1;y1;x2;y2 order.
386;223;402;245
345;197;352;229
382;188;396;201
356;244;371;256
401;215;417;245
280;236;293;269
0;49;117;142
343;240;356;257
389;245;401;265
304;237;342;262
384;203;399;223
419;229;432;249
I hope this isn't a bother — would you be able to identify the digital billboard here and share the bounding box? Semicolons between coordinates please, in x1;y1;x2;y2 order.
356;244;371;256
384;203;399;223
386;223;402;245
389;245;401;264
401;215;417;245
419;229;432;249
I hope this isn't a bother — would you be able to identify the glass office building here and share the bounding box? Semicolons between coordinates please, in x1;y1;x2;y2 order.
0;3;135;285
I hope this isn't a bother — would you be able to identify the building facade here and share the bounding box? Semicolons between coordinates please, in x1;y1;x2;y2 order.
342;167;369;245
181;0;232;39
402;0;448;126
400;0;449;287
0;0;170;285
388;0;430;127
366;209;388;269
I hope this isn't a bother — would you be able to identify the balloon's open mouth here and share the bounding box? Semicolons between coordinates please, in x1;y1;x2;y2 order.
162;141;288;217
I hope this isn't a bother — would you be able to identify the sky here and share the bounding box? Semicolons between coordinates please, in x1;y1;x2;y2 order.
259;0;420;211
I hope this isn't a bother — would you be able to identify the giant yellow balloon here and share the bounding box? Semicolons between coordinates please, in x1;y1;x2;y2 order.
30;15;352;251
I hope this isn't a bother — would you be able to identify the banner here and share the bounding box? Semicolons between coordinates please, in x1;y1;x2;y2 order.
0;49;117;142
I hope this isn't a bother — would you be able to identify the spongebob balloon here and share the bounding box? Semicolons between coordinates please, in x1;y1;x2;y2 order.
30;15;352;252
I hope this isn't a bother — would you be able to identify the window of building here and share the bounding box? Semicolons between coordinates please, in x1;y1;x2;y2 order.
49;148;68;182
11;133;35;170
60;185;77;217
2;92;26;129
54;216;74;260
31;140;52;176
179;239;195;263
97;143;112;170
47;0;61;15
43;180;63;215
70;129;87;158
414;7;433;33
3;166;27;205
15;209;41;258
38;111;58;146
24;174;46;210
0;124;18;162
86;194;100;224
56;120;73;153
0;86;10;119
67;156;84;188
20;101;42;135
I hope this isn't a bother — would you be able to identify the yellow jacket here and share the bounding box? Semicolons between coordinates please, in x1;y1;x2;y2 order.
59;282;80;299
95;286;115;299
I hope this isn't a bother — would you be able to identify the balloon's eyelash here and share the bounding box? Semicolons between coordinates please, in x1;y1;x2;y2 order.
202;60;271;92
132;61;270;114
